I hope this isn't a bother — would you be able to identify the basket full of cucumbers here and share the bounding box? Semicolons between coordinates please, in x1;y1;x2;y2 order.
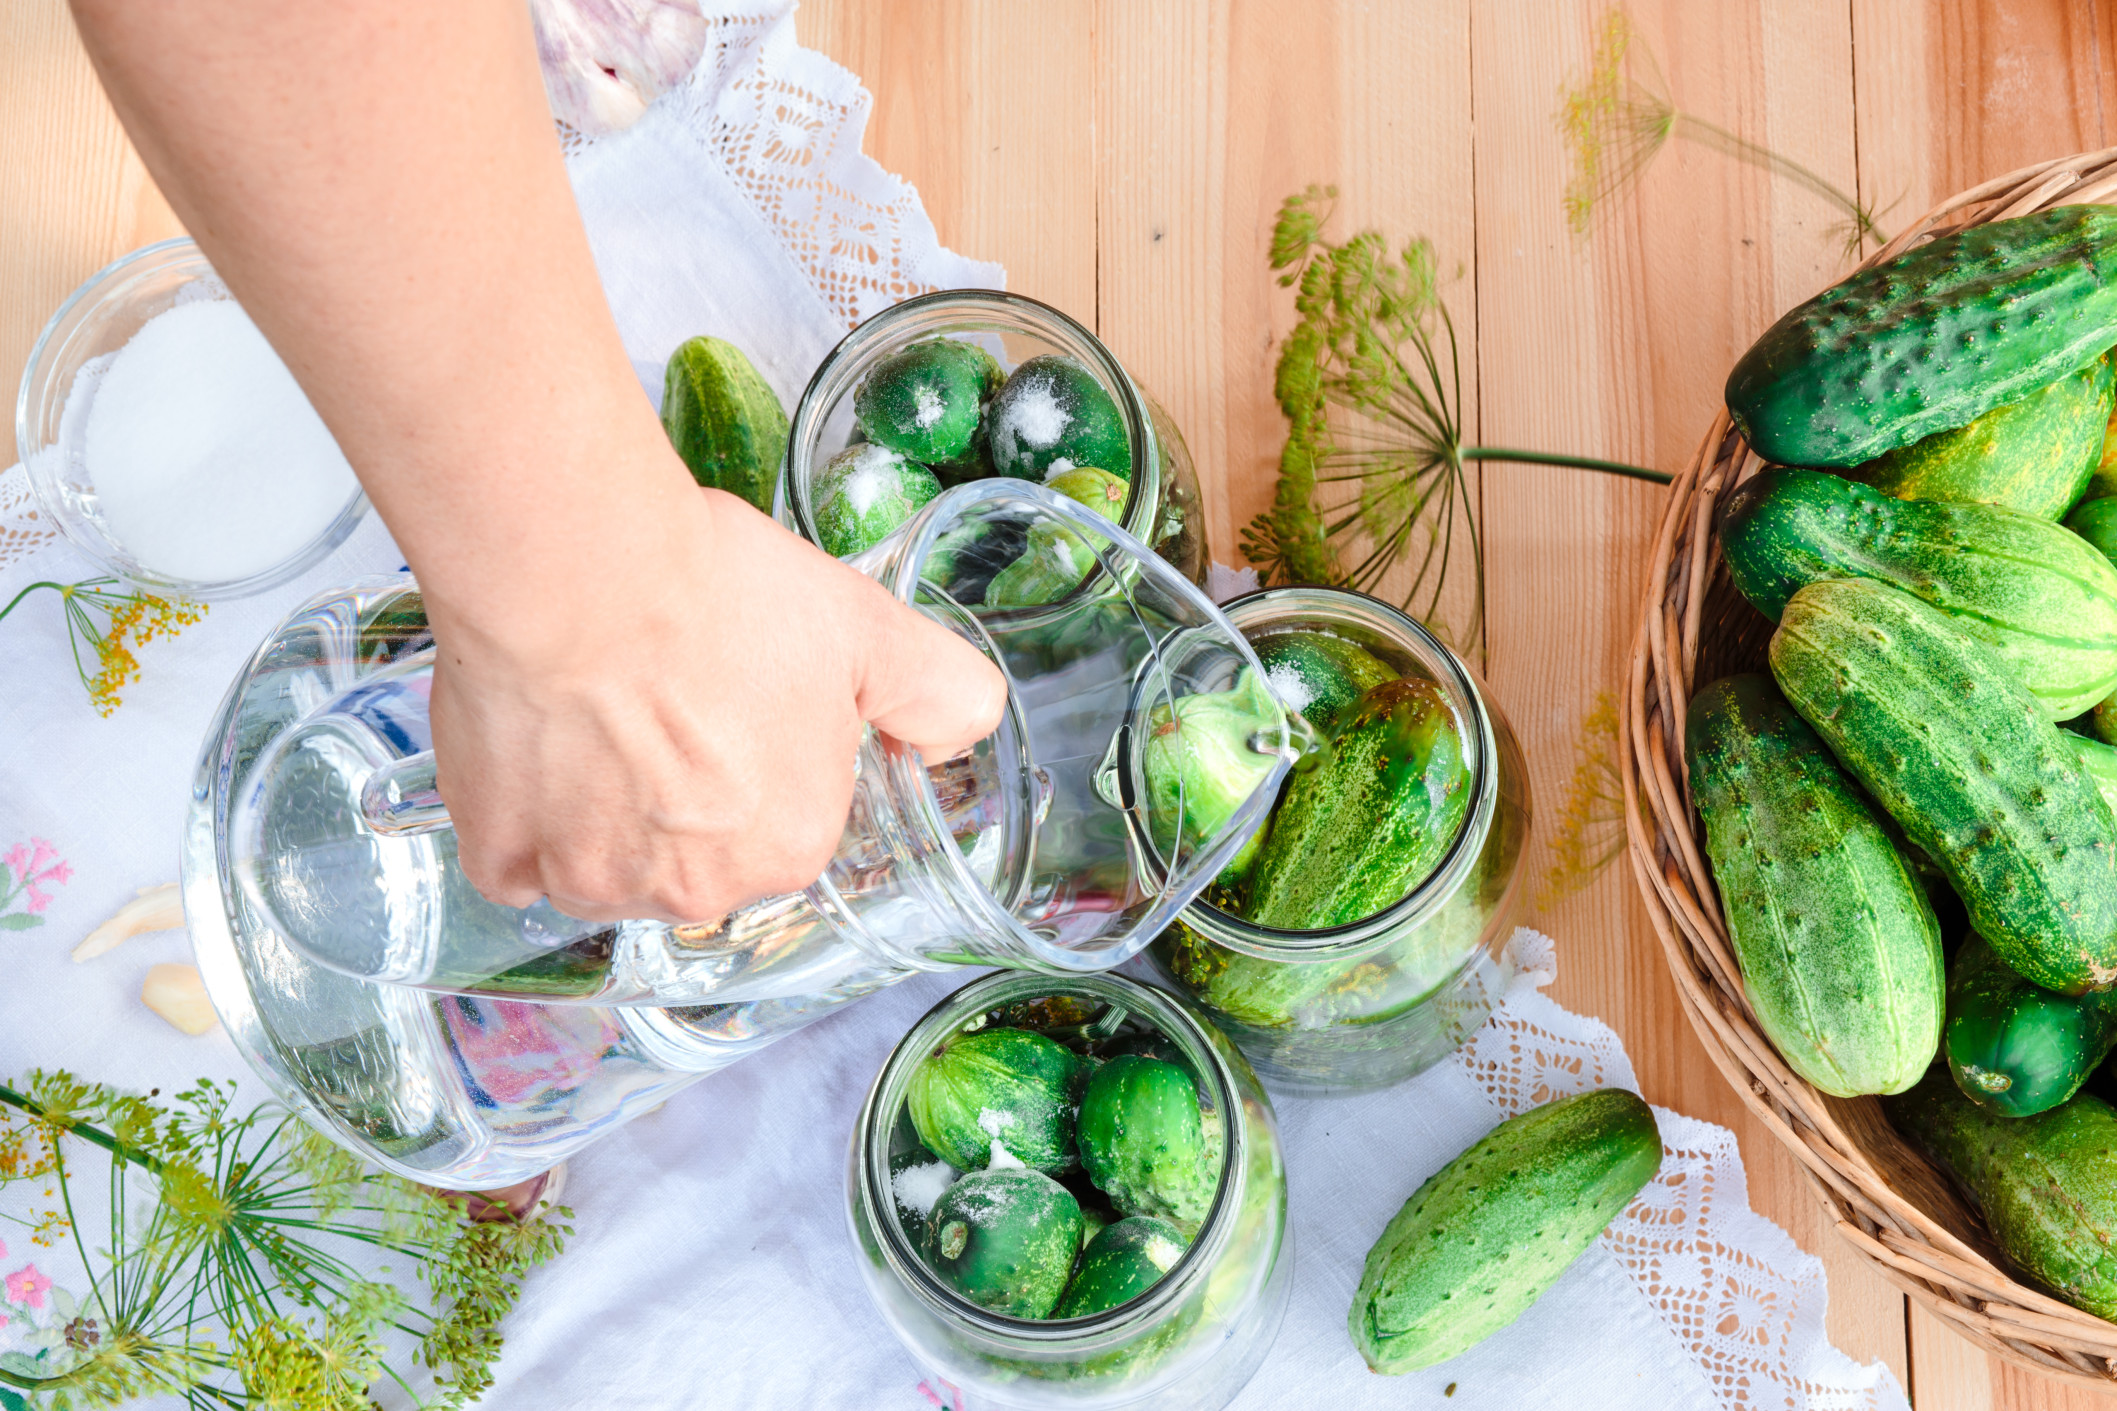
1624;150;2117;1387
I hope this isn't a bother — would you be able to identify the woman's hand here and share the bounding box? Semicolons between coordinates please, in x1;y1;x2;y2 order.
427;482;1004;925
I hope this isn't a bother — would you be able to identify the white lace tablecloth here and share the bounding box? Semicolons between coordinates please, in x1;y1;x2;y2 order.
0;3;1906;1407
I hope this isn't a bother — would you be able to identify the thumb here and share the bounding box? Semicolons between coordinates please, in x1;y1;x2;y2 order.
856;595;1008;758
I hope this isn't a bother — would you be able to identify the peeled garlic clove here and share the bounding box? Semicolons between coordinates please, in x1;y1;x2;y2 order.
142;963;218;1035
73;883;185;962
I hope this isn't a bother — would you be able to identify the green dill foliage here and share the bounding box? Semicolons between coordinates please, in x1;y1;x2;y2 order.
1244;187;1666;654
0;1073;566;1409
1559;9;1890;258
1538;691;1626;908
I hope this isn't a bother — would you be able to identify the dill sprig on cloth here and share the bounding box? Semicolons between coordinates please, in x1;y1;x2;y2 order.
1244;187;1666;654
0;578;204;717
0;1073;565;1409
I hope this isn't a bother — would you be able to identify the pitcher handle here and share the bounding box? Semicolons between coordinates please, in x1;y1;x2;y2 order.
361;750;454;837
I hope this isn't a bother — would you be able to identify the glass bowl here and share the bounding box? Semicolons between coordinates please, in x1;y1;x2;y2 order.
778;289;1206;584
16;237;369;599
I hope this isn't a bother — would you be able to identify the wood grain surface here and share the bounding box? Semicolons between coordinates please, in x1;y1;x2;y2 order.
1;0;2113;1405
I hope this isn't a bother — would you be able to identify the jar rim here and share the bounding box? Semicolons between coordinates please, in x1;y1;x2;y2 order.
778;287;1165;551
855;969;1247;1345
1184;584;1500;959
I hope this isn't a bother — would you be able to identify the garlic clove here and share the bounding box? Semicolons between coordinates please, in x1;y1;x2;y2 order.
73;883;185;962
142;963;218;1036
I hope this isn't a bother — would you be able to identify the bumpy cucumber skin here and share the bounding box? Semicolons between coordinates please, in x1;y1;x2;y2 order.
1242;677;1471;930
1076;1056;1217;1224
987;354;1132;483
1849;354;2116;520
1769;579;2117;994
1051;1215;1189;1318
1718;466;2117;717
853;337;1001;464
1253;630;1398;738
659;336;789;512
1685;675;1943;1096
1726;207;2117;467
927;1167;1084;1319
1946;934;2117;1117
1350;1088;1662;1374
2071;731;2117;811
1886;1068;2117;1319
906;1027;1091;1175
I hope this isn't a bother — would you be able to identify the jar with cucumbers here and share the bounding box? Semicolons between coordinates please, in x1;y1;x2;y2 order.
1142;587;1532;1095
849;970;1288;1410
779;289;1205;585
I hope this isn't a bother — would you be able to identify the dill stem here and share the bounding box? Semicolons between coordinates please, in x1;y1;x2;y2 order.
1457;447;1672;484
0;1084;164;1175
0;580;63;625
1669;113;1888;243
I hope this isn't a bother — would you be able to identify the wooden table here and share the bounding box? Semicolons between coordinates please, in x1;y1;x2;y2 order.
2;1;2113;1405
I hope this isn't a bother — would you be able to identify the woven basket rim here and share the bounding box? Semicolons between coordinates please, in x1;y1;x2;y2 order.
1620;143;2117;1391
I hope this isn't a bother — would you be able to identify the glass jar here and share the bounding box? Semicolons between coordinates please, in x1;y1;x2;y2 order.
778;289;1206;584
1144;587;1532;1095
848;971;1289;1410
17;238;369;599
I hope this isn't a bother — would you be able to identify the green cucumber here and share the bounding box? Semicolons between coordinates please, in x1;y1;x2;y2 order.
1718;466;2117;717
660;336;789;512
1768;578;2117;994
1241;677;1471;930
1847;354;2115;519
1350;1088;1662;1374
1946;934;2117;1117
906;1026;1091;1175
1139;667;1286;886
1726;206;2117;467
853;337;1002;465
2071;731;2117;811
1076;1056;1218;1225
984;522;1096;607
1684;675;1943;1096
1052;1216;1189;1318
1885;1068;2117;1319
1253;629;1398;737
812;443;942;557
1043;466;1131;523
926;1166;1083;1318
987;355;1131;482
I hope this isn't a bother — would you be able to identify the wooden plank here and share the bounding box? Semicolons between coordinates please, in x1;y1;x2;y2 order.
1852;4;2117;1406
1472;0;1911;1393
0;0;182;423
792;0;1097;322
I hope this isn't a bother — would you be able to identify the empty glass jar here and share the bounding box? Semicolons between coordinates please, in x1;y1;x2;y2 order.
1143;587;1532;1095
848;970;1289;1410
779;289;1205;584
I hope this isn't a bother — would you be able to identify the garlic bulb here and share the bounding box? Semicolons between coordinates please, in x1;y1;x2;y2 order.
530;0;709;136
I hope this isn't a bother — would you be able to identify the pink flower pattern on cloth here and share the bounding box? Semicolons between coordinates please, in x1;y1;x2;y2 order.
0;837;71;928
4;1265;51;1309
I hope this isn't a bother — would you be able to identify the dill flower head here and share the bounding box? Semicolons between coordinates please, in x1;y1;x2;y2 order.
1540;691;1626;907
80;588;206;716
1557;9;1675;233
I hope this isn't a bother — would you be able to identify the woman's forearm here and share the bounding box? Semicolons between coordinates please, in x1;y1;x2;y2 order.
67;0;684;646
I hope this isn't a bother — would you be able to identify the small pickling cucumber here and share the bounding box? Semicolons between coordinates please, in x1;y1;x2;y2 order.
1885;1068;2117;1319
1043;465;1130;523
1726;206;2117;467
1052;1215;1189;1318
1768;578;2117;995
660;335;788;512
1684;675;1942;1096
1717;466;2117;718
1350;1088;1662;1374
1241;677;1471;931
1139;666;1286;885
987;355;1132;482
812;443;942;557
853;337;1002;465
1945;934;2117;1118
1076;1055;1219;1225
906;1026;1092;1175
1253;629;1397;737
983;522;1096;607
926;1166;1083;1318
1846;353;2115;520
2071;731;2117;812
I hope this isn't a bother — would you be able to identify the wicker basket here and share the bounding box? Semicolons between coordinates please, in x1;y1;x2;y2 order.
1622;147;2117;1389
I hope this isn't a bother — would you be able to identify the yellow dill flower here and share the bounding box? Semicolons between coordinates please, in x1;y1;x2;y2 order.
1539;691;1627;908
0;576;207;716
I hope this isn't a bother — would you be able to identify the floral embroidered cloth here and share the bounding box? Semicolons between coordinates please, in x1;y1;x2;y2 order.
0;3;1908;1407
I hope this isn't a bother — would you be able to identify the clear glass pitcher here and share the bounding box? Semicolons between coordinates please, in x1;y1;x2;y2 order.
215;480;1291;1006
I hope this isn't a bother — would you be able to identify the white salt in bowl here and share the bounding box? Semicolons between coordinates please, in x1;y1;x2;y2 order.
16;238;369;600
